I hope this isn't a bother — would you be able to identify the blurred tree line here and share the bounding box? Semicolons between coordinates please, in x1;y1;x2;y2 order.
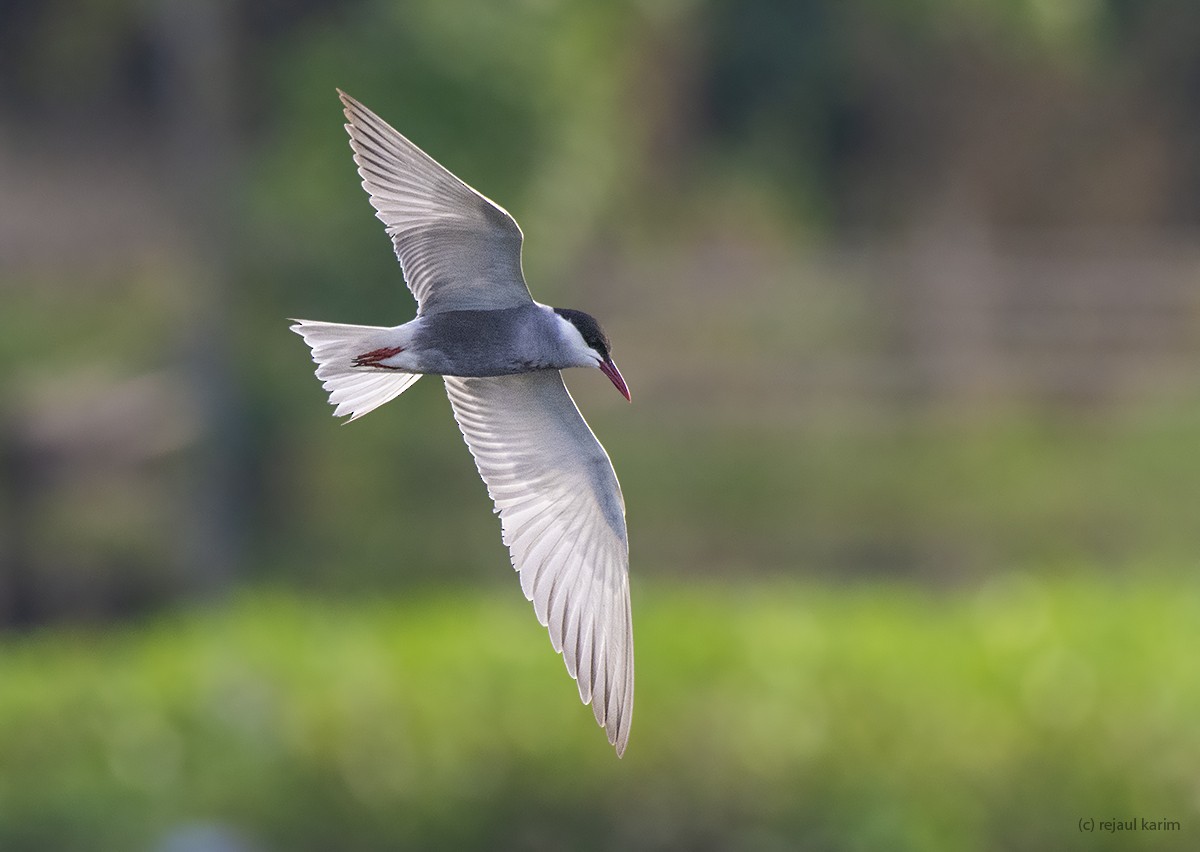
7;0;1200;229
2;0;1200;626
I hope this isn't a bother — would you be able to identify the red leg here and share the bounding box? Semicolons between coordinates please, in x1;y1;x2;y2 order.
353;346;404;368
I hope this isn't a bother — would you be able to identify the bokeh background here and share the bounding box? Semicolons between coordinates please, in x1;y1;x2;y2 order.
2;1;1199;849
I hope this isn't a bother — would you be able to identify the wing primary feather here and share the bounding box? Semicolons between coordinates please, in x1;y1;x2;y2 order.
558;530;599;682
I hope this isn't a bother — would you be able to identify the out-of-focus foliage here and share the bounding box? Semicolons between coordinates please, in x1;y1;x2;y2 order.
4;0;1200;602
617;402;1200;581
2;578;1200;849
251;0;658;301
1;578;1196;851
699;0;1200;226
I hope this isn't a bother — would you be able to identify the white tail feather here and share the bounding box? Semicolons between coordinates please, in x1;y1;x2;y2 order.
290;319;422;421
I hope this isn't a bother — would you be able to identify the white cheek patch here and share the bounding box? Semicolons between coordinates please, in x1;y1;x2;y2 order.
556;314;591;352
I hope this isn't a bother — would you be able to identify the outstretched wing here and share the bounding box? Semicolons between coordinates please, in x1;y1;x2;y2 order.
339;90;533;315
443;372;634;756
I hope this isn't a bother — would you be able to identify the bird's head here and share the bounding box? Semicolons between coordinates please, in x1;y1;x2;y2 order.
553;307;630;401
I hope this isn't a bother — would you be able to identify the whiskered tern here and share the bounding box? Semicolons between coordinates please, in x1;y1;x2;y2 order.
291;91;634;755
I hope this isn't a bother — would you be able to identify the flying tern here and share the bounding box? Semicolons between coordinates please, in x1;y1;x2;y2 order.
291;91;634;755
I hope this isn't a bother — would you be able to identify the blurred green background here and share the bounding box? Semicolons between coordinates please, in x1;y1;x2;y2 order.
2;0;1199;849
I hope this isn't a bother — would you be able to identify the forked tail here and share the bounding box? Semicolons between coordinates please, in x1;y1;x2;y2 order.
290;319;422;421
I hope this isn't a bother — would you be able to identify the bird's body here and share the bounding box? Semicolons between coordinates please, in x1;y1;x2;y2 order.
291;91;634;755
330;305;599;377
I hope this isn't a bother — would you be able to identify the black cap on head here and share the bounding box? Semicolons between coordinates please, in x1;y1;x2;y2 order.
553;307;612;359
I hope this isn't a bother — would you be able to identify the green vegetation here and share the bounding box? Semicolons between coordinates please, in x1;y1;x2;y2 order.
1;578;1195;851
